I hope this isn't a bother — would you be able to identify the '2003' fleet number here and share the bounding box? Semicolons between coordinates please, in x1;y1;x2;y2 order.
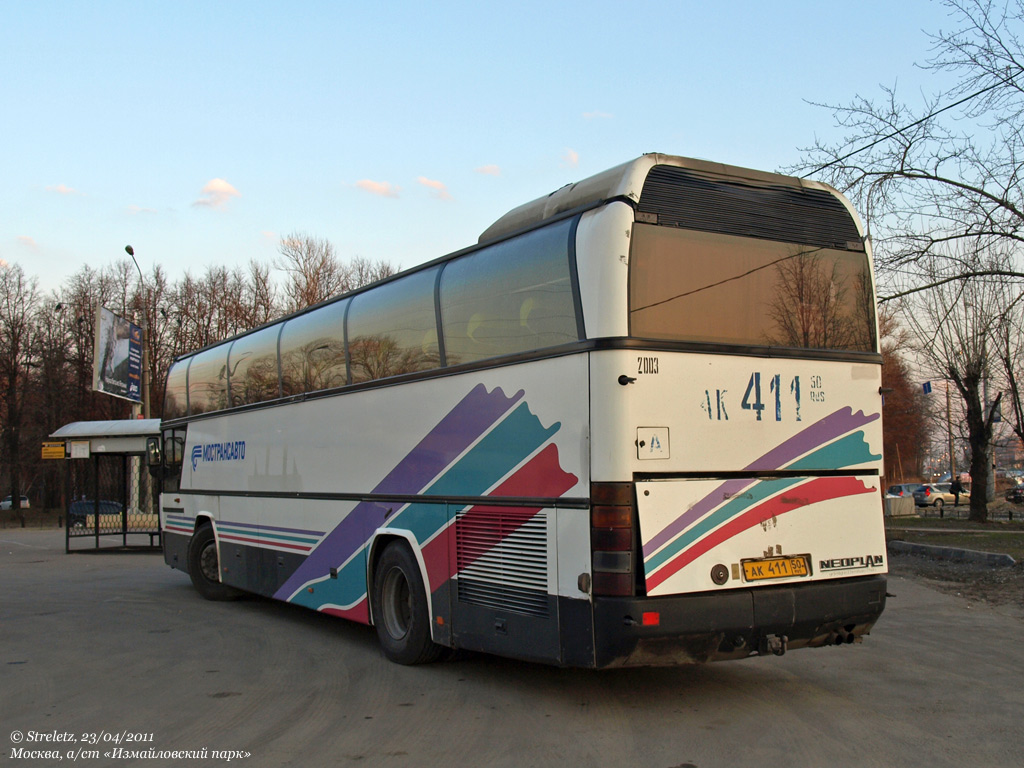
638;356;659;375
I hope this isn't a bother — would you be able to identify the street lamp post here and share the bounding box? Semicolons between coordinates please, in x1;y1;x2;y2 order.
124;245;151;419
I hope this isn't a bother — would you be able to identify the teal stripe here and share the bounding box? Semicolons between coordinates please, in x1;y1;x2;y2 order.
787;431;880;471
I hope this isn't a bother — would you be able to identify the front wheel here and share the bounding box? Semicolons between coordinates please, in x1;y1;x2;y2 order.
187;525;241;601
371;541;444;665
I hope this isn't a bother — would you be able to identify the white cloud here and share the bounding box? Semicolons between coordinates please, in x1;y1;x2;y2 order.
128;205;157;215
356;179;400;198
193;178;241;209
260;230;278;242
47;183;81;195
475;164;501;176
0;258;8;269
562;149;580;168
417;176;452;200
583;110;613;120
17;235;38;250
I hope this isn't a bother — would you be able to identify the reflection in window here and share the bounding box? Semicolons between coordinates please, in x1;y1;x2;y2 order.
348;269;440;384
187;346;230;415
629;224;876;352
163;360;188;420
279;299;348;395
441;219;578;365
228;325;281;406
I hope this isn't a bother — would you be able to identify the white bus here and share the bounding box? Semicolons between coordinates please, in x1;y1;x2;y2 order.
152;154;887;667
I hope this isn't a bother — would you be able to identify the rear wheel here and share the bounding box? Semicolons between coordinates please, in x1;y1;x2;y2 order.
934;498;945;510
371;541;444;665
187;524;240;601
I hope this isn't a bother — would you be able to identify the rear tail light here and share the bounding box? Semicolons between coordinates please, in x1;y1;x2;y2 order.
591;482;638;597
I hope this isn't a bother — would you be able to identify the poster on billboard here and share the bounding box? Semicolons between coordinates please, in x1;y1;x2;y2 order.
92;306;143;403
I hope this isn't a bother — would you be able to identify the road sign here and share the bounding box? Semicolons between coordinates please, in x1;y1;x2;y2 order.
41;441;65;460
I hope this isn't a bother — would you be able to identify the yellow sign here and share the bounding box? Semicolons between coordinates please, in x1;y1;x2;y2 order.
42;441;65;460
741;555;811;582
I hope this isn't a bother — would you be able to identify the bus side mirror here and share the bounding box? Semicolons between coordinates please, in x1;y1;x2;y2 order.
146;437;162;467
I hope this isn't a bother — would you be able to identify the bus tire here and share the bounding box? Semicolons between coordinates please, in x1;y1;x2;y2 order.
187;524;241;601
371;541;444;665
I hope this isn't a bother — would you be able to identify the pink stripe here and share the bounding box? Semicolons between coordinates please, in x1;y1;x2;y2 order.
218;533;312;552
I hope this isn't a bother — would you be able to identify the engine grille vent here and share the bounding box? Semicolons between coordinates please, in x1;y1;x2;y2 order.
456;508;550;618
638;165;863;251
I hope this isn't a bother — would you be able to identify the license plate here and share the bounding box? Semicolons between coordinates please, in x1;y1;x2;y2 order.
741;555;811;582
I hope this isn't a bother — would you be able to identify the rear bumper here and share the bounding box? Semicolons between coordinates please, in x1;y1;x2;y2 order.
591;575;887;668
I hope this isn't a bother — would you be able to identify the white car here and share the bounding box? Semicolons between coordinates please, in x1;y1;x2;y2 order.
1;495;30;510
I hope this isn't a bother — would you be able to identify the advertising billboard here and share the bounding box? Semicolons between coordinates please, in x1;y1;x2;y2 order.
92;306;142;403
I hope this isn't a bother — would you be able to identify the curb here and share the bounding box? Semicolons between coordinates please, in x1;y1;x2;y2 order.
887;540;1017;568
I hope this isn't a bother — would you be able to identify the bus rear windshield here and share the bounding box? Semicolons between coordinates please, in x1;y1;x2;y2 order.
629;224;876;353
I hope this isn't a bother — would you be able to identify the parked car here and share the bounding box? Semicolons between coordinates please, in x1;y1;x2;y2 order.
68;499;123;527
913;483;969;509
0;495;30;510
1006;486;1024;504
886;484;921;498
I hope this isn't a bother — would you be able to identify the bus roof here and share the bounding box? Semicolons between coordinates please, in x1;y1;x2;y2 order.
478;153;825;244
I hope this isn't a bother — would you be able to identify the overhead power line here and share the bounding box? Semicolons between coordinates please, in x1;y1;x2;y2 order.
801;69;1024;179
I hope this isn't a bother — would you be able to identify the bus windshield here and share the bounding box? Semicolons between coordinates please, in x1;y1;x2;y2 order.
629;224;876;352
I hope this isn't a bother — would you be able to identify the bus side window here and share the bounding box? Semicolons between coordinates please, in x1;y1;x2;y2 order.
348;268;440;384
441;219;578;365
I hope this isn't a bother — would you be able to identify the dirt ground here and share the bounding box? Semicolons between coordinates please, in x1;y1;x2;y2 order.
888;552;1024;610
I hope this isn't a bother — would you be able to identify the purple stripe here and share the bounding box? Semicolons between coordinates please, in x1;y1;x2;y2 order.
273;384;523;600
643;407;878;556
744;408;878;471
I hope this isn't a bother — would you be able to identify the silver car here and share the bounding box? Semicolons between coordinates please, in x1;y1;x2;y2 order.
913;483;969;508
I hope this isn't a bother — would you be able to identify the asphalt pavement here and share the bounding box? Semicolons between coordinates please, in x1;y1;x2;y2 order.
2;529;1023;768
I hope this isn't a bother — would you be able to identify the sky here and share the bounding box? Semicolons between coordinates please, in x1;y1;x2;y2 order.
1;0;955;295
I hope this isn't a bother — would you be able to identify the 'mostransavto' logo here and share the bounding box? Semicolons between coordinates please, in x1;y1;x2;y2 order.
191;441;246;471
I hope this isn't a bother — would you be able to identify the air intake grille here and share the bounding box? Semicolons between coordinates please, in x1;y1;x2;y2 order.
637;165;863;250
456;508;550;618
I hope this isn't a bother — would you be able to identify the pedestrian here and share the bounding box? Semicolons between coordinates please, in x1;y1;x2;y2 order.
951;477;963;507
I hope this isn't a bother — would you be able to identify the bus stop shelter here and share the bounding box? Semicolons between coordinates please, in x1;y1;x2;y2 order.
49;419;162;553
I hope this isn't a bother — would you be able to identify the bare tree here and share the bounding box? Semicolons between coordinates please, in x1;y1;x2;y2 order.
277;232;397;312
799;0;1024;293
898;253;1007;521
348;255;397;289
798;0;1024;519
277;232;349;311
0;264;40;522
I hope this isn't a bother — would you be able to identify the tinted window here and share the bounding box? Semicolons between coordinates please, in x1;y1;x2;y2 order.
441;219;578;365
228;325;281;406
348;268;440;384
279;299;348;395
630;224;876;352
163;360;188;420
187;345;229;415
